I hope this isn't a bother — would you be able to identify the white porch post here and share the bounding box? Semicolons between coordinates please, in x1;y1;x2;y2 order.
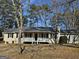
57;33;60;43
4;33;8;44
49;34;51;38
14;33;16;43
22;33;24;44
37;33;38;44
32;33;34;44
57;26;60;43
49;33;51;43
14;33;16;38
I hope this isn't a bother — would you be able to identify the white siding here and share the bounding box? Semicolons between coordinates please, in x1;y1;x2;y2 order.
4;34;8;41
21;37;34;43
3;33;79;44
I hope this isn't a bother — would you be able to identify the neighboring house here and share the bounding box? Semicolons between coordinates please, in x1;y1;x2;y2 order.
60;29;79;44
3;27;79;44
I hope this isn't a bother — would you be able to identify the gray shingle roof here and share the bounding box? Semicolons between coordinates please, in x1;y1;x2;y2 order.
4;27;79;34
4;27;53;33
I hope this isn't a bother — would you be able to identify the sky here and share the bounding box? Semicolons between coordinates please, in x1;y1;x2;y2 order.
22;0;53;16
0;0;79;30
22;0;78;16
22;0;53;27
21;0;79;30
31;0;52;6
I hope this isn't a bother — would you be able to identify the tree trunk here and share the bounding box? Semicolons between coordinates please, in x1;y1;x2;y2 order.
11;0;25;54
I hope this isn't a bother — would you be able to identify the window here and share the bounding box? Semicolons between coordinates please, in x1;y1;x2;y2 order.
39;33;41;38
24;33;32;37
43;33;48;38
43;33;46;38
8;33;13;38
16;33;18;38
16;33;23;38
46;33;48;38
24;33;27;37
29;33;32;37
38;33;48;38
21;33;22;38
39;33;43;38
41;33;43;38
8;34;9;38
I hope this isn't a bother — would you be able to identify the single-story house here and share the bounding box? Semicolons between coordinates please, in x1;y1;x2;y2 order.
3;27;79;44
60;29;79;44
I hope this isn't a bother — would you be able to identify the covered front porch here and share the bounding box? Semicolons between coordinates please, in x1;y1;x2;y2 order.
21;32;54;44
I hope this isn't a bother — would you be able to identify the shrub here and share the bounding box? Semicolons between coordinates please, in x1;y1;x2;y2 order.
59;36;68;44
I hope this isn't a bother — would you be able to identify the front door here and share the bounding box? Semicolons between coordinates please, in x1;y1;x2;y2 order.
35;34;37;41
